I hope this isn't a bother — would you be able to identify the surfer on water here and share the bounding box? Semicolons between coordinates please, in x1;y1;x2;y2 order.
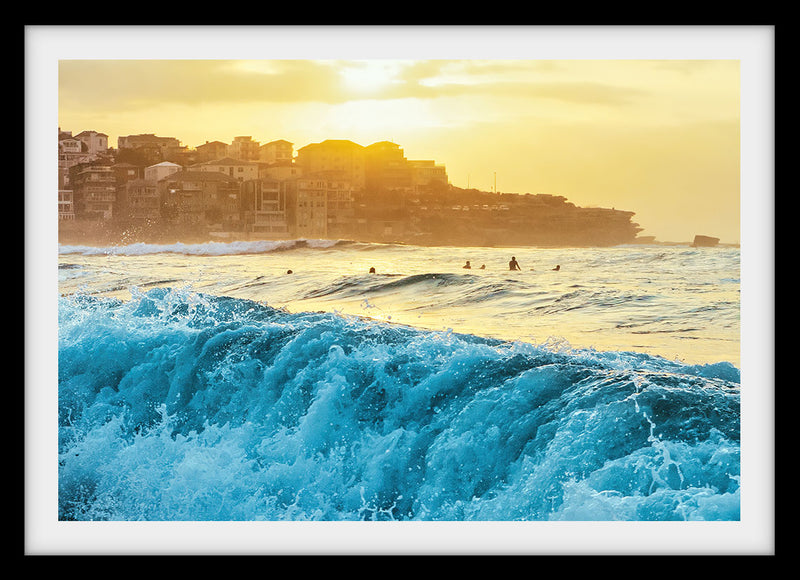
509;256;521;271
463;260;472;269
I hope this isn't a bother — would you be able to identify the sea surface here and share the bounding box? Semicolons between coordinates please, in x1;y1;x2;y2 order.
57;239;742;522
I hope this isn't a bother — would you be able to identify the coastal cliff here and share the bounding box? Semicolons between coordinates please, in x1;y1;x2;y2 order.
59;186;643;248
355;187;643;247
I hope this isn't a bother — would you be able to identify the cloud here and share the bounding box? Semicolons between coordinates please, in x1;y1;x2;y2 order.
59;60;346;110
370;60;646;106
59;59;651;115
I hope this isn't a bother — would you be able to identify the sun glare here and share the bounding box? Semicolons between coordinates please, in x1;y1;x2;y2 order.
321;98;440;144
340;61;401;95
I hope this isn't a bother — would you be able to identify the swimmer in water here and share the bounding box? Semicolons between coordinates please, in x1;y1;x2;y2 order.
509;256;521;271
552;265;561;271
369;267;376;274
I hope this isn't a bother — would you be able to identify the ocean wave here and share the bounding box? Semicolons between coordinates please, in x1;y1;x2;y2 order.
58;238;357;257
58;288;740;521
302;272;482;300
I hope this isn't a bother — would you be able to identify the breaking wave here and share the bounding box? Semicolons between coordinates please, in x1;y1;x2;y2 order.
58;288;740;521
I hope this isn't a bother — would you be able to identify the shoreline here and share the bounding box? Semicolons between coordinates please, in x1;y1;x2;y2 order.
57;223;738;250
58;232;740;250
60;219;734;250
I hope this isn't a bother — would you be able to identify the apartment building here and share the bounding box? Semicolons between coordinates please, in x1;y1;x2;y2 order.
296;140;366;191
409;160;448;189
58;134;84;157
260;161;303;181
117;134;185;164
195;140;229;162
159;170;242;229
294;177;356;239
58;190;75;221
193;157;260;182
112;163;146;220
324;180;356;238
364;141;413;194
122;179;160;224
74;130;109;157
295;177;328;238
241;178;291;237
69;163;117;220
259;140;294;165
229;136;260;161
59;128;94;189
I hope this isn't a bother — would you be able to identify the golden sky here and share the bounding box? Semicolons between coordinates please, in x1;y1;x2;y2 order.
55;35;747;243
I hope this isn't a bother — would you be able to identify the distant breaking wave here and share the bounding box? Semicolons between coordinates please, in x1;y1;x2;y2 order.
58;238;361;257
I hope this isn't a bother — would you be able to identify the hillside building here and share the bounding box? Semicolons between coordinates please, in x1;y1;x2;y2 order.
192;157;260;182
296;140;366;191
74;130;109;157
409;160;448;189
364;141;413;195
241;178;291;237
122;179;160;224
117;134;185;164
69;163;117;220
195;141;229;163
229;136;261;162
259;140;294;165
159;170;242;229
58;189;75;221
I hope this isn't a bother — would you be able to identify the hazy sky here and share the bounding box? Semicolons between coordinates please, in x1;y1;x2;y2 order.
55;31;747;243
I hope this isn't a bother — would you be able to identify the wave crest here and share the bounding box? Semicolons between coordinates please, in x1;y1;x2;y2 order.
58;238;356;257
58;289;741;522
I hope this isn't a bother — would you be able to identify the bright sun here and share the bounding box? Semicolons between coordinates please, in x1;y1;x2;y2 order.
340;61;400;95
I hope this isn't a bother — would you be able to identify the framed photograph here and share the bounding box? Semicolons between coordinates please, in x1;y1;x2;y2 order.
26;25;774;556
